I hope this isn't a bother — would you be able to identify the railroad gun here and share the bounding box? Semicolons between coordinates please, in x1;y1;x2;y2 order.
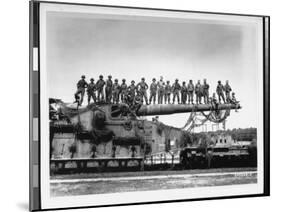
50;100;245;173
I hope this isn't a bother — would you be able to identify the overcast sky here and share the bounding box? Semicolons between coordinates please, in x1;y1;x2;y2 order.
46;11;260;130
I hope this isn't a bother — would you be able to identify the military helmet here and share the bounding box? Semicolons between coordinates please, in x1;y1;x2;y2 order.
131;80;135;83
141;77;145;80
175;79;178;81
108;75;112;78
81;75;85;78
122;79;126;82
152;78;156;81
90;78;94;81
218;80;221;83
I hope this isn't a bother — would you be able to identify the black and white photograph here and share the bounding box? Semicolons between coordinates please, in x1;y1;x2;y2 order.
29;1;269;210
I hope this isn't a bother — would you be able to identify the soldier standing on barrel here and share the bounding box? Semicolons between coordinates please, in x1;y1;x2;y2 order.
128;80;137;99
87;78;96;105
164;80;172;104
74;75;88;106
137;77;149;105
202;79;210;104
112;79;121;104
224;80;232;103
181;81;188;104
157;76;165;104
120;79;128;103
149;78;157;104
172;79;181;104
105;75;113;103
96;75;106;102
195;80;202;104
216;80;226;103
187;80;194;104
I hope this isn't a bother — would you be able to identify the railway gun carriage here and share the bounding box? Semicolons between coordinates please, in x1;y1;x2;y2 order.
49;99;255;174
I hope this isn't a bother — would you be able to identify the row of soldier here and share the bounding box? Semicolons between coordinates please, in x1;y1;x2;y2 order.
74;75;236;106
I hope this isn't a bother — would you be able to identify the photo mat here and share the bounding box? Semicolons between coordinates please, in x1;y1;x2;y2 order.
29;1;270;211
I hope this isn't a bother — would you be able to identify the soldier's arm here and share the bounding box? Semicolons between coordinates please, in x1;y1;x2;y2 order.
76;80;81;88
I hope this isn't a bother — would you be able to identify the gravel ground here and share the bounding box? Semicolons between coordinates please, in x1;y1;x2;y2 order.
50;168;257;197
51;167;257;180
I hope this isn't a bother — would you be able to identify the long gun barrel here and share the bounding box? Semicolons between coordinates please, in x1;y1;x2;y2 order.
137;103;241;116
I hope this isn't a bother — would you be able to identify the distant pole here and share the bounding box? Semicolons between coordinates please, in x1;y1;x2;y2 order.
223;120;226;131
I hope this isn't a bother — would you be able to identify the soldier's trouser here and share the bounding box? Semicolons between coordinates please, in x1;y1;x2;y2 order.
181;92;187;104
97;89;105;102
195;93;202;104
217;92;225;103
188;92;194;104
149;92;156;104
158;90;164;104
203;91;209;104
140;90;148;104
105;88;112;103
87;92;96;104
165;93;171;104
113;92;120;103
173;91;180;104
121;91;126;103
226;91;231;102
129;92;135;100
74;88;85;105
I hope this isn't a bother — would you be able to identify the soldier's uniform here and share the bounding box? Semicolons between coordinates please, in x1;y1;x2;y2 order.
210;93;219;110
187;80;194;104
172;79;181;104
128;80;137;99
230;92;238;104
105;75;113;103
74;75;88;105
157;77;165;104
137;78;149;105
202;79;210;104
164;81;172;104
195;80;202;104
112;79;121;104
96;75;106;102
149;78;157;104
224;80;232;102
181;82;188;104
132;91;144;114
87;78;96;104
120;79;128;103
216;81;226;103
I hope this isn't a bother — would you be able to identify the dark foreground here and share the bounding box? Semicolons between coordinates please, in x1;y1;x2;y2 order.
50;167;257;196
